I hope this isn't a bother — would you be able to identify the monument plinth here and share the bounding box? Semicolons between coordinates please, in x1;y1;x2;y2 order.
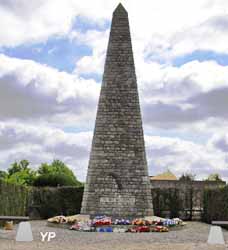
81;3;153;218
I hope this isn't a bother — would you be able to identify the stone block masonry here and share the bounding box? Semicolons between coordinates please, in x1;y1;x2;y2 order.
81;3;153;218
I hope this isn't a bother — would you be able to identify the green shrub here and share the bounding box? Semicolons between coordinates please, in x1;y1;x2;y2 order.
203;185;228;223
29;186;84;219
0;179;83;219
152;188;183;218
34;160;82;187
0;180;29;216
0;170;7;180
33;173;81;187
6;169;36;186
4;160;37;186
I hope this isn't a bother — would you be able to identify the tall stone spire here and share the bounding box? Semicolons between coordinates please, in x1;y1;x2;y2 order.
81;3;153;218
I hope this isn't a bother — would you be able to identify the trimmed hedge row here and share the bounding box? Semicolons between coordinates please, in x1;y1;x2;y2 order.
0;180;29;216
2;180;226;222
33;187;194;219
0;181;83;219
28;186;84;219
202;185;228;223
152;188;184;218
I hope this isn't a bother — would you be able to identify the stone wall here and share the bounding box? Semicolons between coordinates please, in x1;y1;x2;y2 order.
151;180;225;220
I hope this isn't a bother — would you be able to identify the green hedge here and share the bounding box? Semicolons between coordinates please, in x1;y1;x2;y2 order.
28;186;84;219
3;181;217;221
202;185;228;223
152;188;183;218
0;181;84;219
0;180;29;216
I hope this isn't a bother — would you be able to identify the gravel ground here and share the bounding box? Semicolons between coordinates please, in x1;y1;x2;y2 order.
0;221;228;250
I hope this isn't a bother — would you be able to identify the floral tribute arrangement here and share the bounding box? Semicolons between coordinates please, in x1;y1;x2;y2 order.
47;214;186;233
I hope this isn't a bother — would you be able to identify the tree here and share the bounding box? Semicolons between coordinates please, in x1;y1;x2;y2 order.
2;159;82;187
6;169;36;186
8;160;30;176
206;173;223;182
179;173;195;181
34;160;82;187
37;163;51;175
6;160;36;185
0;170;7;180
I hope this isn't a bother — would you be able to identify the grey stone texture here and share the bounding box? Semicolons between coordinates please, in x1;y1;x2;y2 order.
81;3;153;218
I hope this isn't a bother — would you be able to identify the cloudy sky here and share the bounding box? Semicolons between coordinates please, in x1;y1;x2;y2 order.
1;0;228;181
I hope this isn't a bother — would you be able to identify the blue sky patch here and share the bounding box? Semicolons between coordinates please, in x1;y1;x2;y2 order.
63;126;94;134
3;37;92;73
73;15;110;32
79;72;102;82
2;16;110;74
173;50;228;67
145;128;209;144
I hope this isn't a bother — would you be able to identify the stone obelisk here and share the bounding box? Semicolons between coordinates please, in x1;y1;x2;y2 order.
81;3;153;218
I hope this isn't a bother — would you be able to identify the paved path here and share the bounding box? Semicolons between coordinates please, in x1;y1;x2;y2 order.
0;221;228;250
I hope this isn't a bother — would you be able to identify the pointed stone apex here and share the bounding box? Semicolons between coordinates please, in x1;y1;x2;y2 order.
113;3;128;15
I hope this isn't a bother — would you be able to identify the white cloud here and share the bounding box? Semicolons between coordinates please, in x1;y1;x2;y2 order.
0;54;100;128
0;0;117;47
0;0;75;47
145;135;228;180
139;60;228;100
137;60;228;130
1;120;227;182
1;0;228;60
209;132;228;153
127;0;228;61
169;14;228;58
0;121;92;181
72;29;109;76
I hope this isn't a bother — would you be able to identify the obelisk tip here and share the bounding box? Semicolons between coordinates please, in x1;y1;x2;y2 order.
113;3;128;15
